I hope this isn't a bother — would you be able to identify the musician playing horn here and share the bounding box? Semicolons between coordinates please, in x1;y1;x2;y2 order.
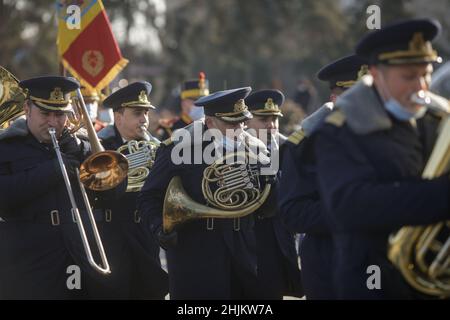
95;81;168;299
138;87;273;299
314;18;450;299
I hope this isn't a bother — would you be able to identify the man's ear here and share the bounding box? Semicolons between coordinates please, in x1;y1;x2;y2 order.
329;94;338;103
205;116;215;128
23;100;31;117
113;111;122;126
369;64;380;79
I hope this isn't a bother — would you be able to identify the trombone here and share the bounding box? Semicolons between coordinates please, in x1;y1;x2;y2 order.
50;128;110;274
49;88;128;275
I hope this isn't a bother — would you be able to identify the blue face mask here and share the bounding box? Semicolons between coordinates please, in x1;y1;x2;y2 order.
98;108;114;124
189;106;205;121
384;98;427;122
85;102;98;121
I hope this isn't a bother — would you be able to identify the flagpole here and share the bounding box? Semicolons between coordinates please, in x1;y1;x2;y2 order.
59;62;67;77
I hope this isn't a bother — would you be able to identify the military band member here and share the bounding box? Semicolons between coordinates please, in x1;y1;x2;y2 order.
0;76;120;299
157;72;210;140
138;87;271;299
279;55;368;299
314;19;449;299
80;87;107;132
94;81;168;299
245;89;303;299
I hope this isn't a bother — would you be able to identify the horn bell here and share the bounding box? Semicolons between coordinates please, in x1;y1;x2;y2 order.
163;176;270;234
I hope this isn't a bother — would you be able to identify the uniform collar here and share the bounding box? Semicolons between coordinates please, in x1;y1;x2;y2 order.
0;118;29;141
335;75;392;135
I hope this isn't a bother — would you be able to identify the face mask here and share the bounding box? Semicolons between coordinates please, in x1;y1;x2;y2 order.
384;98;427;121
98;108;114;124
378;71;426;122
189;106;205;121
85;102;98;121
213;133;244;153
223;136;241;152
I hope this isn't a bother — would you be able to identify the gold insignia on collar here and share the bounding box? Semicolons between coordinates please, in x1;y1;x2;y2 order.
50;87;64;102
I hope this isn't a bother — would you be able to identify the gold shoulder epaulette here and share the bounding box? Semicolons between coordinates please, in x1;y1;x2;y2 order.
162;137;173;146
325;109;346;127
287;129;306;145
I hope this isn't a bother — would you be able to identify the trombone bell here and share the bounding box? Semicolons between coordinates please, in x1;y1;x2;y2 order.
74;88;129;191
80;150;129;191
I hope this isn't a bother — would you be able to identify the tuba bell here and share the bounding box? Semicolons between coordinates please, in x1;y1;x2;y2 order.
0;66;27;128
388;91;450;298
163;151;272;233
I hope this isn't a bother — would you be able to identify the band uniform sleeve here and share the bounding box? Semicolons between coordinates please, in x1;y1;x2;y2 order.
314;124;449;233
0;159;62;213
278;140;330;234
137;144;177;235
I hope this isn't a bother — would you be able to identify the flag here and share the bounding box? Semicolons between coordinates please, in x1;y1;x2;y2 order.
56;0;128;91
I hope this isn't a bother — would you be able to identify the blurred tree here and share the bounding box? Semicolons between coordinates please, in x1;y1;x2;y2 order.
156;0;354;114
0;0;59;78
1;0;448;128
407;0;450;59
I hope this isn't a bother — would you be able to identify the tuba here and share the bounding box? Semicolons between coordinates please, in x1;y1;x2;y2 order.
117;129;159;192
0;66;27;128
163;151;272;233
388;90;450;298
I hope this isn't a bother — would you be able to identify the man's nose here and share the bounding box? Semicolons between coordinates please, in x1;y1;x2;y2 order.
140;113;148;123
47;114;58;127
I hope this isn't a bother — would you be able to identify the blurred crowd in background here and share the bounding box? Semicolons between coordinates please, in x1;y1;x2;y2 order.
1;0;449;135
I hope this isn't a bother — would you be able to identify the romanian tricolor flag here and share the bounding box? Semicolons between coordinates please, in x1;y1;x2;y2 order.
56;0;128;91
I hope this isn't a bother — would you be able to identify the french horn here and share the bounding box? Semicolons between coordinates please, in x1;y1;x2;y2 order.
117;128;159;192
163;151;272;233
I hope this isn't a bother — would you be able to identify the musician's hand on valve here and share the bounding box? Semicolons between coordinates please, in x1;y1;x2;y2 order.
265;174;277;185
